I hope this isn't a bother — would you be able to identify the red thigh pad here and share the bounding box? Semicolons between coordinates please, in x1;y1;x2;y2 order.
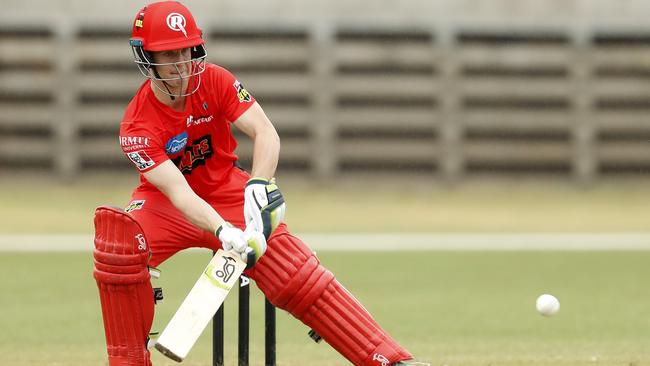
93;206;154;366
248;229;411;366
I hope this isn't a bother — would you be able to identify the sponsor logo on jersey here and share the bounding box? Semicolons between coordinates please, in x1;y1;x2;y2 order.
125;199;145;213
120;136;151;152
171;134;213;175
186;114;214;127
165;131;188;155
127;150;155;171
166;12;187;37
233;80;252;103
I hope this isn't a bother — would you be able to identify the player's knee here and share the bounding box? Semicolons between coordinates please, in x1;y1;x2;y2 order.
93;206;150;284
277;256;335;318
253;232;334;317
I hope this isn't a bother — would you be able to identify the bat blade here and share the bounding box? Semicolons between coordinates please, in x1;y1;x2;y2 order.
155;249;246;362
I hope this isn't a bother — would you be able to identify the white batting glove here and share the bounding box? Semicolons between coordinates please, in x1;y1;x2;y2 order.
244;178;286;239
242;227;267;269
215;222;247;254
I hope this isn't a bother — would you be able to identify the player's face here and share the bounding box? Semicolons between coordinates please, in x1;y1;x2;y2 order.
151;48;192;89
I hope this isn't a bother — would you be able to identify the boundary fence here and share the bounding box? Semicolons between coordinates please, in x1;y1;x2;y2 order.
2;22;650;182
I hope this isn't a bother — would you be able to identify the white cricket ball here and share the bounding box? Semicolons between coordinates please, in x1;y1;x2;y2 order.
536;294;560;316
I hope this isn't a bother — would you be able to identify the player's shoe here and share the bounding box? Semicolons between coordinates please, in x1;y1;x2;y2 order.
393;361;432;366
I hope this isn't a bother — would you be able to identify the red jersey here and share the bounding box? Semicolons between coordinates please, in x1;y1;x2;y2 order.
119;64;255;197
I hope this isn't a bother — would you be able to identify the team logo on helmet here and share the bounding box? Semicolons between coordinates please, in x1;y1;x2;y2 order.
166;12;188;37
135;11;145;28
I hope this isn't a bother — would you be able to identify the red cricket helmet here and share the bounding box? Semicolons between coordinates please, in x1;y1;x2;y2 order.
129;1;207;97
130;1;204;51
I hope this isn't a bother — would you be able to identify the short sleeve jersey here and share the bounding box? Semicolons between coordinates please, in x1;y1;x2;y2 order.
119;64;255;196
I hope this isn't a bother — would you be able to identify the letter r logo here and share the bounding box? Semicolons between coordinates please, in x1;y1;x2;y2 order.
166;12;187;37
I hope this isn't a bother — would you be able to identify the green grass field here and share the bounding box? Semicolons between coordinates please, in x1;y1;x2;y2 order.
1;176;650;233
1;177;649;365
2;250;650;366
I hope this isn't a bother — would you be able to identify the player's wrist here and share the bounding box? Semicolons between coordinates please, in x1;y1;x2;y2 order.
246;177;269;186
215;222;233;238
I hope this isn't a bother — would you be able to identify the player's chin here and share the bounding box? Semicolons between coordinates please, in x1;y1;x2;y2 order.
164;78;185;87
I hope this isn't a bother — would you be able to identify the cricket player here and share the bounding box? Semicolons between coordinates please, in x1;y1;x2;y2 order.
93;1;424;365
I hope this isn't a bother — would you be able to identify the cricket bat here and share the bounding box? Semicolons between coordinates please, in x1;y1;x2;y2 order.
155;249;246;362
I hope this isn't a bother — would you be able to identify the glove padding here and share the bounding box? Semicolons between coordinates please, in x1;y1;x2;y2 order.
244;178;286;239
216;222;267;269
242;227;267;269
216;222;247;253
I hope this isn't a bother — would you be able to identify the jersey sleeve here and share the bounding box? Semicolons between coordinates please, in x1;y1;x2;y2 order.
210;65;256;122
119;122;169;173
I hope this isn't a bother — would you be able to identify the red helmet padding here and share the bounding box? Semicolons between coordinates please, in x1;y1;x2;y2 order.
131;1;204;51
248;231;413;365
93;206;154;366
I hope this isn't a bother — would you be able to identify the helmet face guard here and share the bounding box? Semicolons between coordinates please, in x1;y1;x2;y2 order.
129;1;207;98
130;40;207;98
